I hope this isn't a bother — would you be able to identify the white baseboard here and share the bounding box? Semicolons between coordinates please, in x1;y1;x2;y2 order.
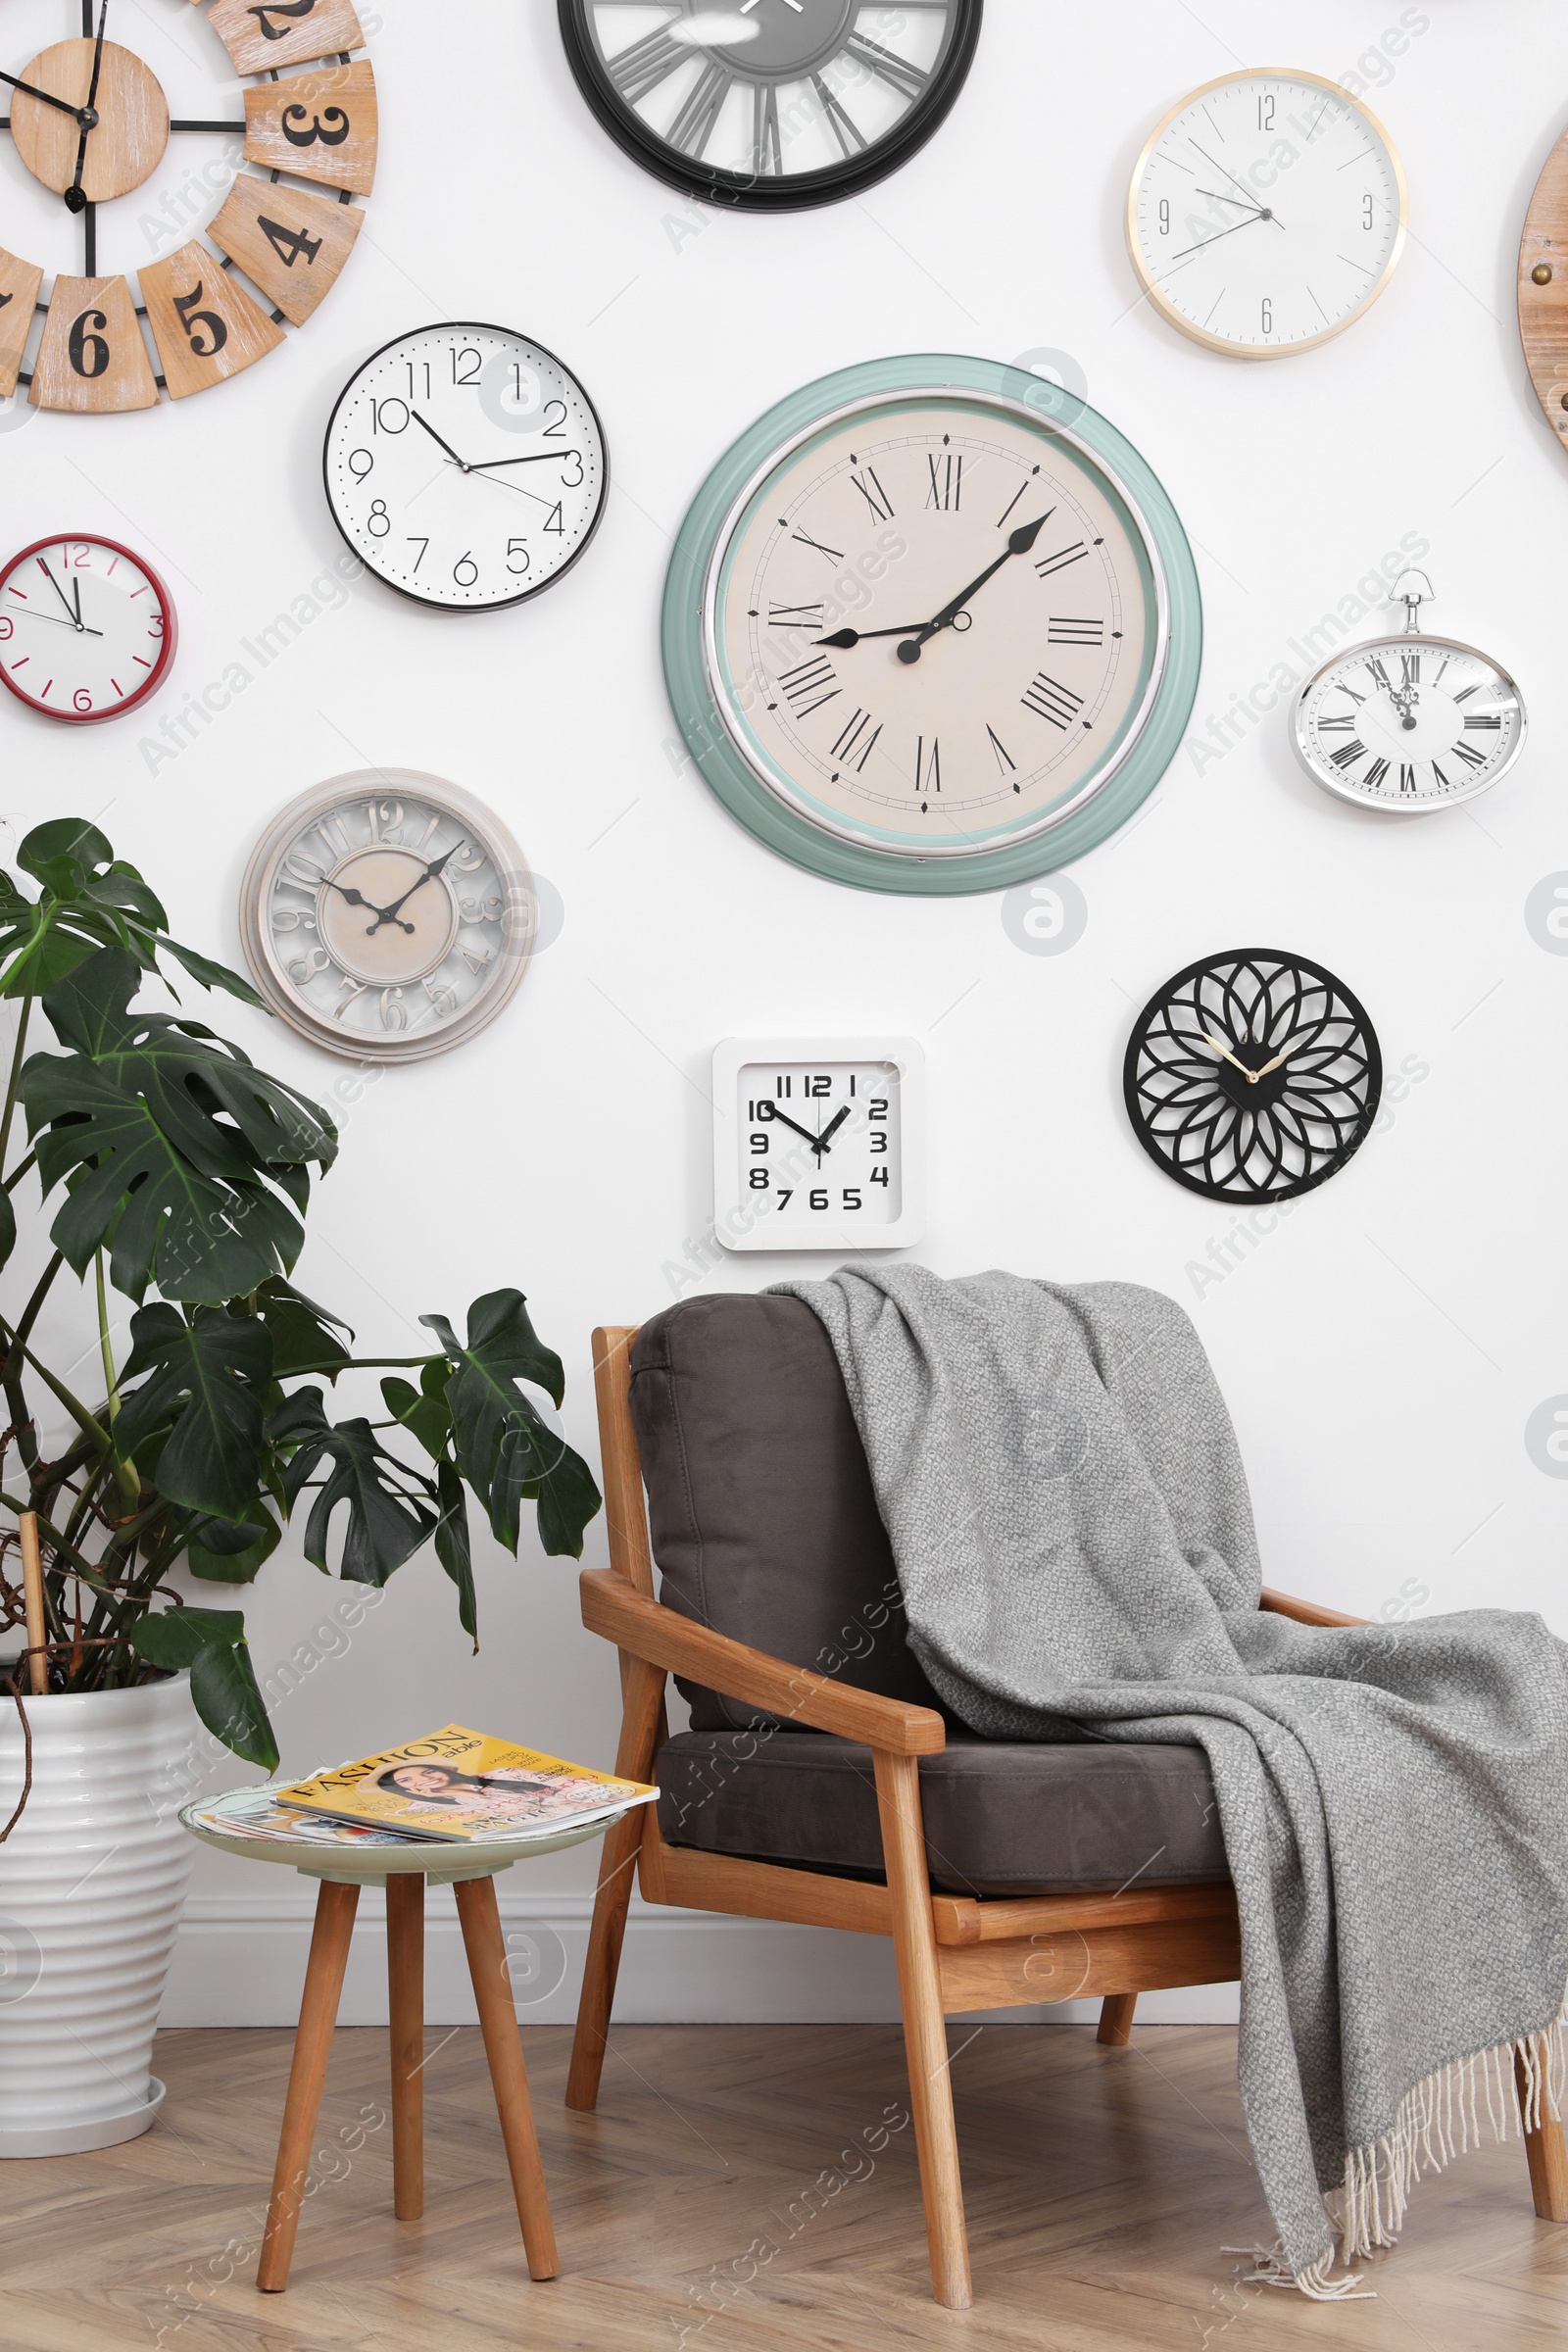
161;1891;1240;2030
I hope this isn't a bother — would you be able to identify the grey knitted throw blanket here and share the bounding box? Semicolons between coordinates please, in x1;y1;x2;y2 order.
775;1264;1568;2295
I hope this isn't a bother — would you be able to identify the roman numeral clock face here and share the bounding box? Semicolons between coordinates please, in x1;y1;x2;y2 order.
1293;635;1527;812
703;393;1165;870
559;1;982;209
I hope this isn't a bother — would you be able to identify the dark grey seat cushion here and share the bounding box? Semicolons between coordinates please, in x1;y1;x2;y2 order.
657;1730;1228;1897
630;1295;946;1732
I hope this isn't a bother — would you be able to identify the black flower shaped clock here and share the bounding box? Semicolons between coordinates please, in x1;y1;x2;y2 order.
1124;951;1381;1203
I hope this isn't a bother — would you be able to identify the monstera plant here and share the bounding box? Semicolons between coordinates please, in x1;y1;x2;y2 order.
0;818;601;1769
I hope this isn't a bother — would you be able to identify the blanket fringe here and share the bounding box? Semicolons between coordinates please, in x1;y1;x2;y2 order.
1220;1995;1568;2301
1330;1997;1568;2270
1222;2242;1374;2300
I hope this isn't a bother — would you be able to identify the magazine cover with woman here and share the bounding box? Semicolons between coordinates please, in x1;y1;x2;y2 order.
273;1725;658;1843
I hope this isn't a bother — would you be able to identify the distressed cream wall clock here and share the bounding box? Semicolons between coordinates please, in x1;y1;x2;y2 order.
0;0;374;412
241;775;534;1063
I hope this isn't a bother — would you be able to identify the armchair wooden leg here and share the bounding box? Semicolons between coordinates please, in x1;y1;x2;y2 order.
1098;1992;1137;2047
258;1880;360;2292
566;1654;665;2113
1516;2047;1568;2222
873;1751;972;2311
386;1874;424;2221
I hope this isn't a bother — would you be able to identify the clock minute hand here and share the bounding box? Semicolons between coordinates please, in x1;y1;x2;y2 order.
36;556;83;627
902;512;1055;662
764;1104;824;1151
1201;1031;1257;1082
367;845;458;932
466;450;581;470
66;0;109;217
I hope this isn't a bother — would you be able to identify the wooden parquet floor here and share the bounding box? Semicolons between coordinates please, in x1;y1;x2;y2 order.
1;2022;1563;2352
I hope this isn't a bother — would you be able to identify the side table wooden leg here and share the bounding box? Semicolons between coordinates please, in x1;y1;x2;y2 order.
387;1874;424;2221
1516;2045;1568;2221
1098;1992;1138;2047
258;1880;361;2293
455;1876;560;2281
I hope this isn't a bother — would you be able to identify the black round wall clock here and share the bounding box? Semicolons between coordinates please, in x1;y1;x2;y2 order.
557;0;983;211
1123;951;1382;1204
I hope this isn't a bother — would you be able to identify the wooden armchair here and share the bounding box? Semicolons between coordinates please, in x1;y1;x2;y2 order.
566;1302;1568;2309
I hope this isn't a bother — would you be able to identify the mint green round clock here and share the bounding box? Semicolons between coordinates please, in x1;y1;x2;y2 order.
662;355;1201;896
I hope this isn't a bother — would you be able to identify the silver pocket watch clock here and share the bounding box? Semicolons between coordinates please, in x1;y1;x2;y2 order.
1291;571;1527;813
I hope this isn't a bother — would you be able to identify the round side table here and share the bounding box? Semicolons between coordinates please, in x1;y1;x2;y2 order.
181;1794;630;2293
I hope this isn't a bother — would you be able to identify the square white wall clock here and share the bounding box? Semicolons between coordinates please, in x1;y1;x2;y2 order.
711;1038;926;1254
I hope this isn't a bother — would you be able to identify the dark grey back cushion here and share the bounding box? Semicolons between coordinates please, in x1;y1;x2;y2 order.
629;1294;946;1733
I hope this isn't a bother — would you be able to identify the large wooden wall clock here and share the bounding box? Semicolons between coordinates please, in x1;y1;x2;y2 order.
0;0;374;412
662;354;1201;895
1519;125;1568;451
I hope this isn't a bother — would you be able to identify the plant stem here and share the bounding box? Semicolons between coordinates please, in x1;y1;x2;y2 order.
14;1339;112;1451
2;1150;36;1192
0;992;31;1178
95;1251;139;1504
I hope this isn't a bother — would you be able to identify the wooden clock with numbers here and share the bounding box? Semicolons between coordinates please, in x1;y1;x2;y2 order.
0;0;374;412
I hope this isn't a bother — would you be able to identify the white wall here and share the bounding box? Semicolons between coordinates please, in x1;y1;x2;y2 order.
4;0;1564;2028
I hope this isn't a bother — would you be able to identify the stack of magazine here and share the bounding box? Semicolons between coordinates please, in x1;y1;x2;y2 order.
187;1725;658;1851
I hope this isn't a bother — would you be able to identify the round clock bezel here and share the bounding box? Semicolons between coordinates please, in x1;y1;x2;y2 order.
1291;631;1529;813
1125;68;1408;360
320;321;611;614
556;0;984;213
662;353;1202;897
240;771;534;1063
0;532;176;721
1123;947;1382;1205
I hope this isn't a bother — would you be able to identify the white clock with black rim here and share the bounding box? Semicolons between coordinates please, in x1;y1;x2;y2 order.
322;322;609;610
712;1037;925;1252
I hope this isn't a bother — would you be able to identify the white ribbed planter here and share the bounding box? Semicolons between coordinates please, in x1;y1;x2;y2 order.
0;1674;196;2156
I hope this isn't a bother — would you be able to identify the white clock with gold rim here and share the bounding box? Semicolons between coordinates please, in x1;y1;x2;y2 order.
241;774;533;1062
1126;70;1406;357
712;1037;925;1253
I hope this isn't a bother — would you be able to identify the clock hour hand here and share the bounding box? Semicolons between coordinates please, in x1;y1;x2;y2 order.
1250;1048;1294;1080
321;879;411;931
0;67;97;123
815;621;932;649
814;1105;852;1155
410;410;474;471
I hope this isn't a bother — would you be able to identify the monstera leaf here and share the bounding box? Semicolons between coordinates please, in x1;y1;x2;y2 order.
421;1290;601;1558
20;950;335;1302
132;1604;277;1768
252;1277;353;1378
270;1388;440;1584
1;818;261;1004
113;1303;272;1518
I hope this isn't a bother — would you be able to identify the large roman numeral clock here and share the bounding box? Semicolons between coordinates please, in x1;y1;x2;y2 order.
0;0;373;413
663;356;1202;893
558;1;982;209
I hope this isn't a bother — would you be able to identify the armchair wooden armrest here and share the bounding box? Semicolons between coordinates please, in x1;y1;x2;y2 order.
1261;1586;1369;1629
578;1568;948;1756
